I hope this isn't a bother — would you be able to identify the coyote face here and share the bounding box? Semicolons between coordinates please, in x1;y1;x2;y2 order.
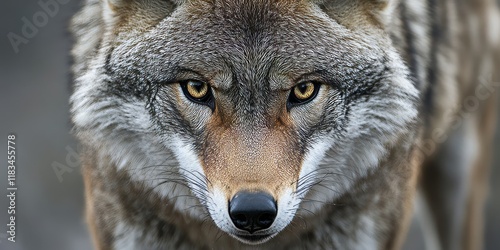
72;0;428;247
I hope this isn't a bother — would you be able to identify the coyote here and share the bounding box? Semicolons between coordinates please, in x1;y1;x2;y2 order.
70;0;500;249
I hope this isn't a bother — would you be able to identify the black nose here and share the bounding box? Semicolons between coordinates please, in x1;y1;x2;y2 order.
229;191;277;233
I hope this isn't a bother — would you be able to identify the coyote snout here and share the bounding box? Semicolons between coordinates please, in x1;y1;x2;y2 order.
228;192;277;239
174;123;307;243
229;191;277;233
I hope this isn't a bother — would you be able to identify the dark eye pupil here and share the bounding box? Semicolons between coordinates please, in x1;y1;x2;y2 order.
191;82;204;91
298;84;308;94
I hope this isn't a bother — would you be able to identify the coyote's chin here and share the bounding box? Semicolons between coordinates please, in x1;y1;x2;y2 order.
70;0;500;249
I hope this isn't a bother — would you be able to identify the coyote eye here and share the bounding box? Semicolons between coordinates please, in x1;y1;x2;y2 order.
287;81;320;109
180;80;215;110
186;80;208;98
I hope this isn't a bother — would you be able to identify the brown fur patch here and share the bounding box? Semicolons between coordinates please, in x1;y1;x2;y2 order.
202;106;302;198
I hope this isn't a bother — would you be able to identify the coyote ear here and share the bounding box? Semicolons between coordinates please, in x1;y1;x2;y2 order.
315;0;398;29
103;0;184;30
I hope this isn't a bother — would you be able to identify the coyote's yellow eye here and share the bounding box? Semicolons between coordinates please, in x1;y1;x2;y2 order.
180;80;215;110
186;80;209;99
293;82;315;100
287;81;320;110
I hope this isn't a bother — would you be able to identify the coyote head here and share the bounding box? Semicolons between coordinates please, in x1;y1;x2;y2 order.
71;0;418;244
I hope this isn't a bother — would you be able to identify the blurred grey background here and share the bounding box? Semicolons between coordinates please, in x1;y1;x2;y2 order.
0;1;498;249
